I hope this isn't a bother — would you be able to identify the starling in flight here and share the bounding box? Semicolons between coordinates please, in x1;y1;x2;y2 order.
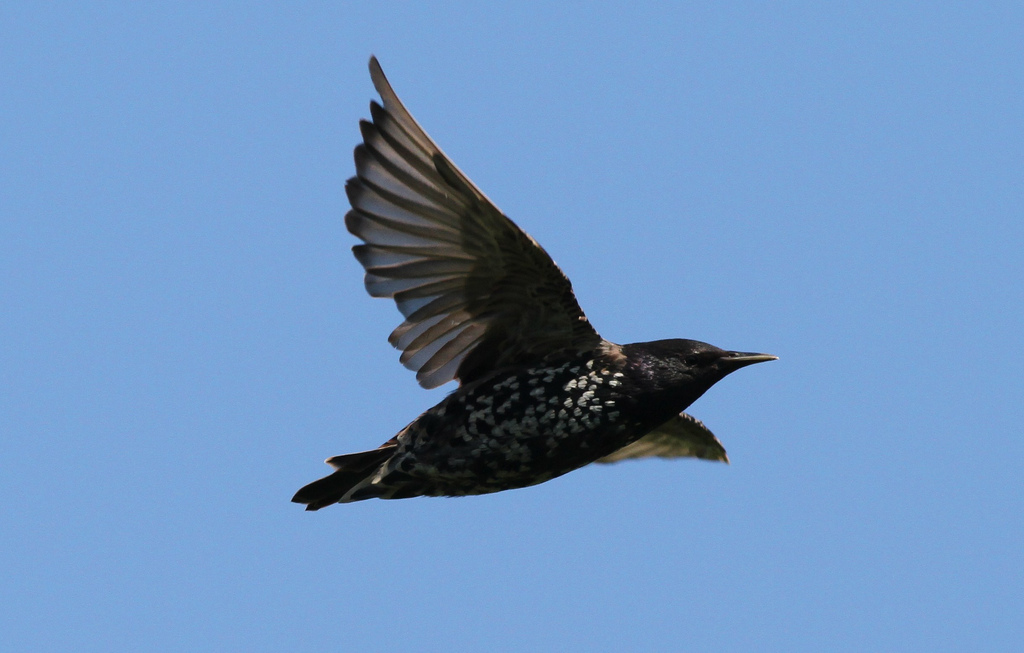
292;57;776;509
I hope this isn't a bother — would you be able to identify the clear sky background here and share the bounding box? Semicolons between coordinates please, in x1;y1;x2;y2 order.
2;3;1022;651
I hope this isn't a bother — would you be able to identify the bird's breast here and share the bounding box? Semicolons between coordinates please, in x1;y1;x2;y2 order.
397;356;651;485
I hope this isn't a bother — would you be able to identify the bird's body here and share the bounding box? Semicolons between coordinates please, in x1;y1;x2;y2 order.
292;58;776;509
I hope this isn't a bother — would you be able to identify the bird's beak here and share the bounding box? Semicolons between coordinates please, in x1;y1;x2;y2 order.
721;351;778;369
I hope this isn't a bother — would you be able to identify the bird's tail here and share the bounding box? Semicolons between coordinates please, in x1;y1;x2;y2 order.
291;445;396;510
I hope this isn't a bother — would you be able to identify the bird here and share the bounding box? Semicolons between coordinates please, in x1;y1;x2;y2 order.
292;56;776;509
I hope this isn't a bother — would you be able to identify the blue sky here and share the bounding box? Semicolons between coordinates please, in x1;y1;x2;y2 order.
2;3;1022;651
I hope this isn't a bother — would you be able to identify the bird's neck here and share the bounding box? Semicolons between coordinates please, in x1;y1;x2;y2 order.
621;352;715;426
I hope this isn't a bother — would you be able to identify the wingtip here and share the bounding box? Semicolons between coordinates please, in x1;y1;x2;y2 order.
368;54;392;101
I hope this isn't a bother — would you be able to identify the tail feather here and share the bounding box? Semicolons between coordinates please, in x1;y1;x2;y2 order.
292;445;396;510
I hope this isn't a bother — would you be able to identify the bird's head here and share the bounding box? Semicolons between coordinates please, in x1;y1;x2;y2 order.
622;338;777;399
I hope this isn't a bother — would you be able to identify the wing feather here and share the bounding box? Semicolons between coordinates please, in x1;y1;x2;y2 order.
595;413;730;464
346;56;602;388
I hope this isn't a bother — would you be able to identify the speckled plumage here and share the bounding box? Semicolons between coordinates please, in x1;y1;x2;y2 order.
292;57;776;509
353;354;637;501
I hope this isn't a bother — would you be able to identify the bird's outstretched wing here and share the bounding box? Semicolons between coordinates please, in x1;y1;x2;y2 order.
595;413;729;464
346;56;601;388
